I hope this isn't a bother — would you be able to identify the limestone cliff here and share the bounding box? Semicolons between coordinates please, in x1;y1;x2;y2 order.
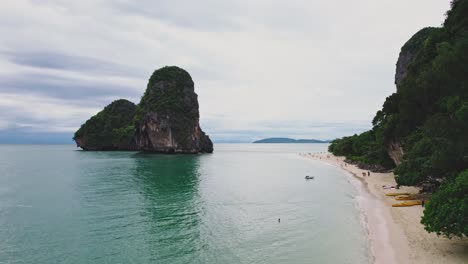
388;27;439;164
73;66;213;153
394;27;438;89
135;66;213;153
387;140;404;166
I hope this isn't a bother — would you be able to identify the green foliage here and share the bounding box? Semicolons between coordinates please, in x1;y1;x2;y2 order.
73;99;136;149
444;0;468;34
328;130;395;169
400;27;439;53
421;170;468;238
137;66;197;122
330;1;468;237
111;125;135;146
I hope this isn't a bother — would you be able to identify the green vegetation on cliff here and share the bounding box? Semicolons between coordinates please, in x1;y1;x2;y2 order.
135;66;202;148
329;0;468;237
73;99;136;149
136;66;197;122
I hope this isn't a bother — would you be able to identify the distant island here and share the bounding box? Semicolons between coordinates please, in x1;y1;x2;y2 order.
253;138;330;143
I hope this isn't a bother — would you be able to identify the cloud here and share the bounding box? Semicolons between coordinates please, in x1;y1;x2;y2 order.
0;92;101;133
112;0;245;31
0;0;451;143
0;71;142;101
4;51;145;77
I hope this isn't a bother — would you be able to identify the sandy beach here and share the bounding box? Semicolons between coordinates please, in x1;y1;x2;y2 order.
303;152;468;264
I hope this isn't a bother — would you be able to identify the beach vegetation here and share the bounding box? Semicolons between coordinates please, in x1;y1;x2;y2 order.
421;170;468;238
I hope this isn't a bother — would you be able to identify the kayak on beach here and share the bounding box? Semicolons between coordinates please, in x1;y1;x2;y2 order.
395;195;419;200
392;201;422;207
385;192;411;196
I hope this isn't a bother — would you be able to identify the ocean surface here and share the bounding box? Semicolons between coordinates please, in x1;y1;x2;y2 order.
0;144;369;264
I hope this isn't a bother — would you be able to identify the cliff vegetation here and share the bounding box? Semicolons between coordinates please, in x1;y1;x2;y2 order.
329;0;468;237
73;99;136;150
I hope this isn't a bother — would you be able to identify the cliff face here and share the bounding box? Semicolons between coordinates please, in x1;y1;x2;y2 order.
394;50;414;88
387;140;404;166
135;113;213;153
73;66;213;153
394;27;438;89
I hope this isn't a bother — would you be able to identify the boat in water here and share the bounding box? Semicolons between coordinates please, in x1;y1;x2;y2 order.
305;176;314;180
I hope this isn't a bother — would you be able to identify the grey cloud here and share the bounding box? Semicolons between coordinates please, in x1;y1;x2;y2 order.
112;0;330;34
0;72;142;101
4;51;146;77
112;0;244;31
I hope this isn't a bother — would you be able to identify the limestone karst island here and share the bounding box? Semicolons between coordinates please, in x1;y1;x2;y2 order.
0;1;467;264
73;66;213;153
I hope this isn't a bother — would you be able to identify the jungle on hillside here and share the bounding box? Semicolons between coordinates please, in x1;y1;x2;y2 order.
329;0;468;238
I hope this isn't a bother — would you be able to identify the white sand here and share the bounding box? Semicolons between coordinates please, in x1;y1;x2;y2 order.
303;152;468;264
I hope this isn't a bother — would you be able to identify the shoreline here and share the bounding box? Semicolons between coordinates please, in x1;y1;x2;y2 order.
302;152;468;264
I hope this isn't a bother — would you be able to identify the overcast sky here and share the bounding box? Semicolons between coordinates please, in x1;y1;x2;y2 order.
0;0;450;143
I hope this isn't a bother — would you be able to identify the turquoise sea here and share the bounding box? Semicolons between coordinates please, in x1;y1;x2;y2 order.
0;144;369;264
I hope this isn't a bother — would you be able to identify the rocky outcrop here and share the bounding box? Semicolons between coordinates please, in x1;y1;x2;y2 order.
387;140;404;165
135;66;213;153
395;50;414;88
73;66;213;153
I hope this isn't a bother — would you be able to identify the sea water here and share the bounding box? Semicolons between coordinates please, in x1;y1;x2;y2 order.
0;144;369;264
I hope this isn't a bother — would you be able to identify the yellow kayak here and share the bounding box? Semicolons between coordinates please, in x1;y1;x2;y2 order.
395;195;418;200
392;201;422;207
385;192;411;196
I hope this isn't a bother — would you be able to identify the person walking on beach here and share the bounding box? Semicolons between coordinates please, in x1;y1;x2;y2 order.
368;171;370;176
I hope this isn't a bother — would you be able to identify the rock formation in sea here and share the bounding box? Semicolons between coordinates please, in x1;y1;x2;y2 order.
134;66;213;153
73;66;213;153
